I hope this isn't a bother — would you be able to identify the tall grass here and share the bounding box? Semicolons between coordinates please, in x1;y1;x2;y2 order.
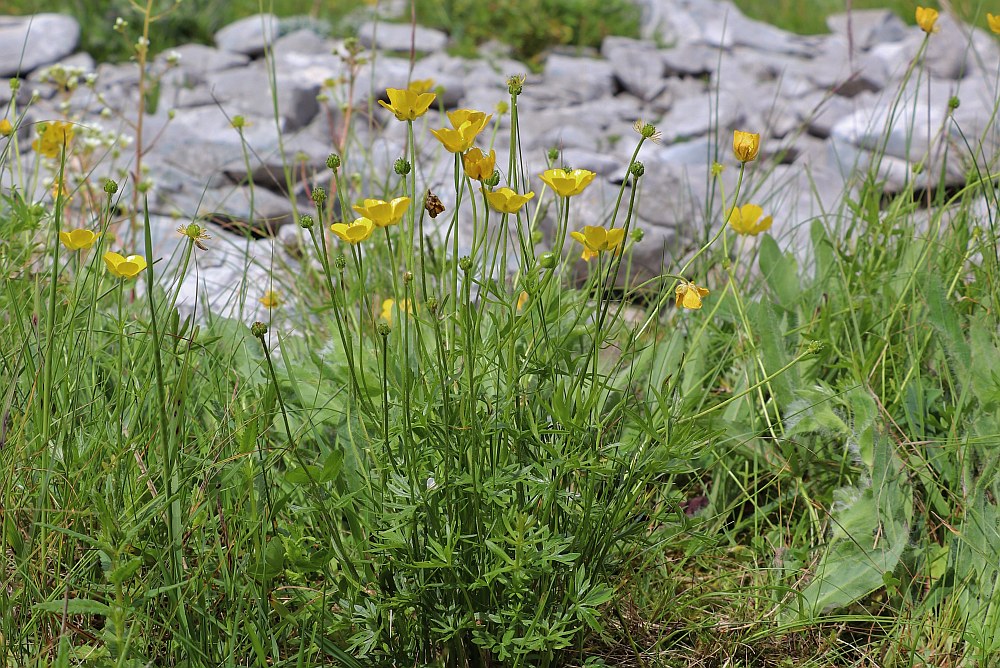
3;3;1000;667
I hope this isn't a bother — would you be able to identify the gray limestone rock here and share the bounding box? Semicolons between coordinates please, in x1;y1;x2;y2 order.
826;10;908;51
0;14;80;77
357;21;448;54
203;63;320;130
658;90;744;143
215;13;279;57
537;54;617;106
806;37;888;97
661;44;719;78
602;36;666;101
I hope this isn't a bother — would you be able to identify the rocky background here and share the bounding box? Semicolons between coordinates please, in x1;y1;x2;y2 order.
1;0;998;318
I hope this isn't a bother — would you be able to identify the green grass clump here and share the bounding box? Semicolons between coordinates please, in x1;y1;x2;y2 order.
4;5;1000;667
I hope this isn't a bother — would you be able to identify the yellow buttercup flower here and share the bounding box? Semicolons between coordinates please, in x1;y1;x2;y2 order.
260;289;281;309
103;251;147;279
0;118;12;137
539;168;597;198
352;197;410;228
331;217;375;244
916;6;939;33
59;229;100;251
378;87;436;121
728;204;773;236
446;109;491;132
483;187;535;214
987;13;1000;34
733;130;760;163
431;109;492;154
580;247;598;262
516;291;529;311
407;78;435;94
31;121;74;158
50;177;70;201
431;123;480;153
570;225;625;257
380;298;411;325
675;281;710;310
462;147;496;181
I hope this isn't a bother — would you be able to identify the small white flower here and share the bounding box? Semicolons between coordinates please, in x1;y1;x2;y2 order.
426;477;437;490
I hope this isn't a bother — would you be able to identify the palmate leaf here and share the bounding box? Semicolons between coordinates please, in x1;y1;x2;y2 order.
787;425;912;618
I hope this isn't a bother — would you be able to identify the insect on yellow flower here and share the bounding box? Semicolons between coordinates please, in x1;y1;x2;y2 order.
483;187;535;214
59;229;100;251
260;290;282;309
379;87;436;121
462;147;496;181
733;130;760;163
675;280;710;310
539;168;597;198
728;204;773;236
352;197;410;228
987;12;1000;34
32;121;74;159
330;217;375;244
916;6;939;33
570;226;625;259
103;251;147;279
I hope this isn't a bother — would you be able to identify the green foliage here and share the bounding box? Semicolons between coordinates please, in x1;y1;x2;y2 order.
5;1;1000;665
415;0;640;63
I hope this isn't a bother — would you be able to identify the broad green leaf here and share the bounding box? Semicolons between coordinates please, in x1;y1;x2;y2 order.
788;430;911;618
759;233;801;309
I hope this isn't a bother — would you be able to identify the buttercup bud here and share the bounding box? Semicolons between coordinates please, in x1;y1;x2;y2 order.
326;153;341;171
311;187;327;205
394;157;411;175
507;74;525;96
104;179;119;194
630;161;645;178
539;252;557;269
335;255;346;270
459;256;473;273
298;214;315;229
250;321;268;339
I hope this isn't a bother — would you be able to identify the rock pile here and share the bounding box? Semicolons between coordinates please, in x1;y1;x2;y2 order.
1;0;998;317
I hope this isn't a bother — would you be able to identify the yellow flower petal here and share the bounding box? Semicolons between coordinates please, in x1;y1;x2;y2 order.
728;204;773;236
916;6;939;33
260;290;282;309
60;229;100;251
483;187;535;214
676;281;710;309
380;88;436;121
462;147;496;181
331;217;375;244
733;130;760;163
352;197;410;227
988;13;1000;35
539;168;597;197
